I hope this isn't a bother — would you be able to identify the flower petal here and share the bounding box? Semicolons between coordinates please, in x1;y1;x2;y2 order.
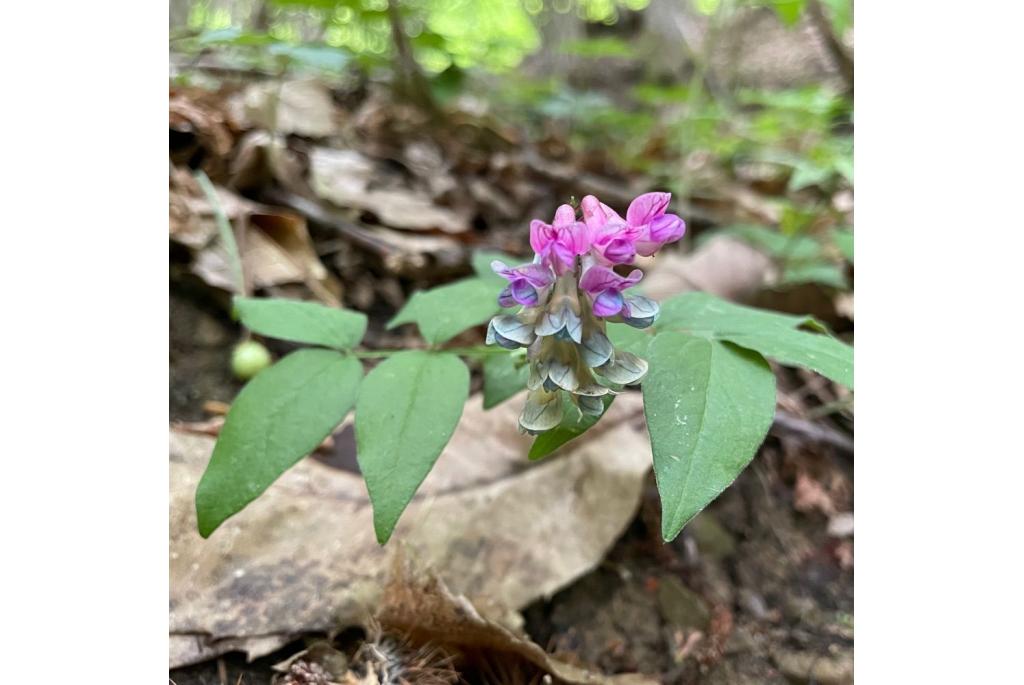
596;350;648;385
621;295;659;328
576;394;606;416
626;192;671;227
580;195;608;231
491;314;535;345
593;290;625;317
497;286;517;308
578;265;620;295
510;279;539;306
519;389;564;433
581;329;614;367
553;204;577;229
547;358;579;392
530;220;552;256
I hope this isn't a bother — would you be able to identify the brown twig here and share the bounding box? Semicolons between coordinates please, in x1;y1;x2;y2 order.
771;409;854;455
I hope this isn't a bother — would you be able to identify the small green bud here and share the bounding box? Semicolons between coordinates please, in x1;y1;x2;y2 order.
231;340;272;380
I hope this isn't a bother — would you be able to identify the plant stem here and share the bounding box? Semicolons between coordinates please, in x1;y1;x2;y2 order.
194;170;246;297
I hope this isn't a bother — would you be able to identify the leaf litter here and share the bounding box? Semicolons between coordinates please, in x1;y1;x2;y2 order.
169;35;854;680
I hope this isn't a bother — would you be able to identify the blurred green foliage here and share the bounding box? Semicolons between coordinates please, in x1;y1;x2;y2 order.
174;0;852;291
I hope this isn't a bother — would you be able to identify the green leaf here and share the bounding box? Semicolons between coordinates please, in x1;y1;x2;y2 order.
355;351;469;543
606;323;653;357
195;349;362;537
709;224;822;260
529;395;614;461
656;292;852;389
482;352;528;409
643;334;776;541
657;291;824;335
234;297;367;350
694;0;721;15
771;0;808;26
558;37;635;59
388;278;502;345
718;328;853;389
780;262;849;289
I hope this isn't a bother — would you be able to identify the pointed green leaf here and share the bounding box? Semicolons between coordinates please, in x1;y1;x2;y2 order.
606;323;653;357
657;291;824;334
355;351;469;543
482;352;528;409
234;297;367;349
195;349;363;537
656;292;852;388
718;328;853;389
388;278;502;345
643;333;776;542
529;395;614;461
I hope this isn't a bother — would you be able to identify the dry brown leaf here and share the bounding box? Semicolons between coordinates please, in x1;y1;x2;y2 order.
171;175;341;304
169;393;651;668
641;236;775;302
169;89;234;177
309;148;469;233
232;79;339;138
377;561;660;685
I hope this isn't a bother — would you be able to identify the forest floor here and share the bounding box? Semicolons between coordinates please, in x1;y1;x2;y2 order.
169;66;853;683
170;287;853;685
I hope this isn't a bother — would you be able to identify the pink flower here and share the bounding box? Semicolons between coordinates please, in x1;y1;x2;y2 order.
625;192;686;256
580;195;640;265
579;265;643;317
530;204;591;274
492;260;555;307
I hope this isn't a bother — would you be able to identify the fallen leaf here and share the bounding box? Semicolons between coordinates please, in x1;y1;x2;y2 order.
169;392;651;668
171;174;341;304
640;236;775;302
309;148;470;233
233;79;339;138
376;561;660;685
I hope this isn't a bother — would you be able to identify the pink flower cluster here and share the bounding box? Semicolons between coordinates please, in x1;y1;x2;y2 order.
493;192;685;319
484;192;684;434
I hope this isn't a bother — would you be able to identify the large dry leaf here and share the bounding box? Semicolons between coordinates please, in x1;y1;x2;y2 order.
232;79;339;138
309;148;469;233
641;236;775;302
170;393;650;668
170;173;340;304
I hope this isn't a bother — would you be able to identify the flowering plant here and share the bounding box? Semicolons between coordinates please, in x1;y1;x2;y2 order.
486;192;683;434
195;192;853;544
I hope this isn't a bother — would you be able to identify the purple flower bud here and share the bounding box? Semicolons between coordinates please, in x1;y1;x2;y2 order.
578;265;643;318
491;260;554;307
